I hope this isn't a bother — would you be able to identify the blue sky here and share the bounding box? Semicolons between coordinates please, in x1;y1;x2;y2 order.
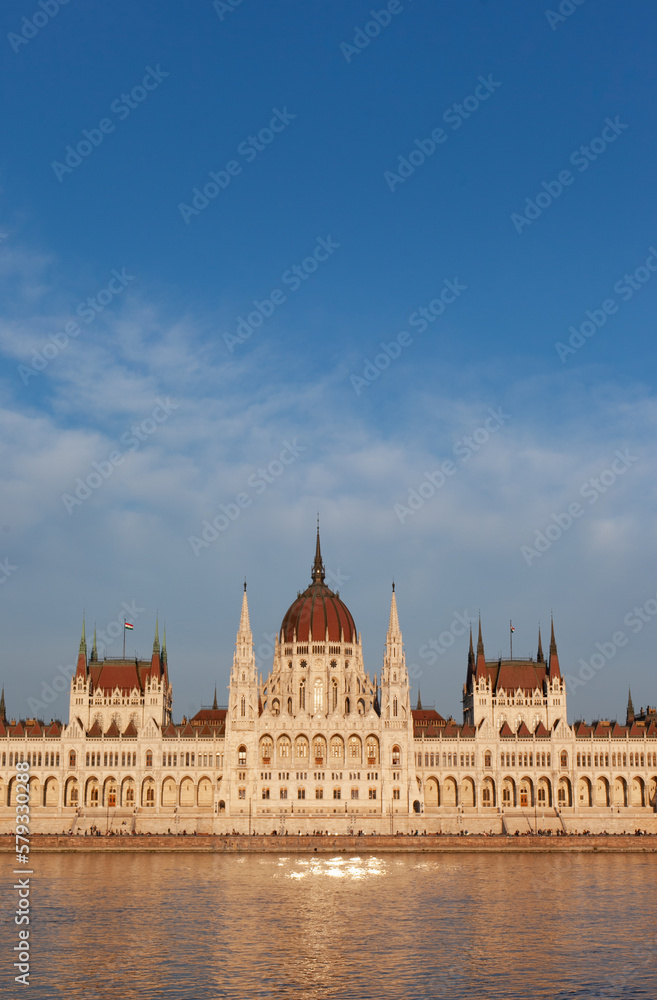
1;0;656;725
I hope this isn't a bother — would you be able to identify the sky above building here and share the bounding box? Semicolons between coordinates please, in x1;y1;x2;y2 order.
1;0;656;725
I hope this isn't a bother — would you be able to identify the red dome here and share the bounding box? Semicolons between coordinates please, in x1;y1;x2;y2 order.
281;581;356;644
280;529;357;644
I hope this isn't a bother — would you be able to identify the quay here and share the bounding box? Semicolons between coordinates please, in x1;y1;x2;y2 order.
1;833;655;853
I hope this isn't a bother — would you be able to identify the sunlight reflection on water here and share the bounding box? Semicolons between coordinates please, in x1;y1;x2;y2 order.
1;852;656;1000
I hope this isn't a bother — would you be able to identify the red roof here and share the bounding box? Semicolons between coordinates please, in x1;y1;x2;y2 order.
517;722;532;738
89;661;147;693
87;720;102;737
122;720;138;738
45;722;62;737
281;581;356;644
191;709;227;727
534;722;550;738
489;660;549;693
105;720;120;737
499;722;514;738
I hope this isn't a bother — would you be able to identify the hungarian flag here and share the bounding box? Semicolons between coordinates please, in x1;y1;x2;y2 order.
124;621;134;630
510;625;515;633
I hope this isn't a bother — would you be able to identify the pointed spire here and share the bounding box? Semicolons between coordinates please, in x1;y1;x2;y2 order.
153;614;160;654
213;685;218;711
0;686;5;722
388;583;401;636
162;623;167;663
548;615;561;679
312;518;325;584
626;688;635;725
537;625;544;663
75;616;88;679
90;623;98;662
466;625;475;684
239;581;251;635
475;614;486;679
79;614;87;655
416;688;422;710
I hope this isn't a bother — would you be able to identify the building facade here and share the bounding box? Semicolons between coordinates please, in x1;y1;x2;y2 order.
1;530;656;835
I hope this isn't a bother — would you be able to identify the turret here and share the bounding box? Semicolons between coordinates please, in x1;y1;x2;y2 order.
381;583;410;721
75;616;88;679
548;616;561;679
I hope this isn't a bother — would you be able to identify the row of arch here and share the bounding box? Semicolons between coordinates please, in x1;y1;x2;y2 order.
423;774;657;809
252;734;398;765
3;775;219;809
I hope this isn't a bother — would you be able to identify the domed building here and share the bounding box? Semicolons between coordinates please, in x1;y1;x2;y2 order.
224;527;415;829
0;527;656;835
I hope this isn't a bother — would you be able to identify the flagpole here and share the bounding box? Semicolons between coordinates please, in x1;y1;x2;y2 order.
510;620;513;660
123;618;126;659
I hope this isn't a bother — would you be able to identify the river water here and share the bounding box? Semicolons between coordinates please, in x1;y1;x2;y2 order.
1;852;656;999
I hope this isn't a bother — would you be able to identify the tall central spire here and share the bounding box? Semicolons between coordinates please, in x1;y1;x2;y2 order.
312;517;325;584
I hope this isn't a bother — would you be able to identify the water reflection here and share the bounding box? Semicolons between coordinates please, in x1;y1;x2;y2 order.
0;853;655;999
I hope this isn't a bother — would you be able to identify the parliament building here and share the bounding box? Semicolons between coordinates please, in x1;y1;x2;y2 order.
1;530;656;834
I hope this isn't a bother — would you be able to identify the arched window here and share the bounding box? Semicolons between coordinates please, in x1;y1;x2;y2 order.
90;786;99;807
287;698;292;714
345;697;350;714
393;697;398;717
125;785;135;805
240;696;246;718
366;738;378;763
145;751;153;768
314;679;324;713
70;785;79;806
349;737;361;760
484;751;492;768
299;681;306;711
261;738;272;762
145;785;155;807
67;751;75;768
560;751;568;769
238;746;247;766
392;746;400;766
482;786;491;806
332;679;338;711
